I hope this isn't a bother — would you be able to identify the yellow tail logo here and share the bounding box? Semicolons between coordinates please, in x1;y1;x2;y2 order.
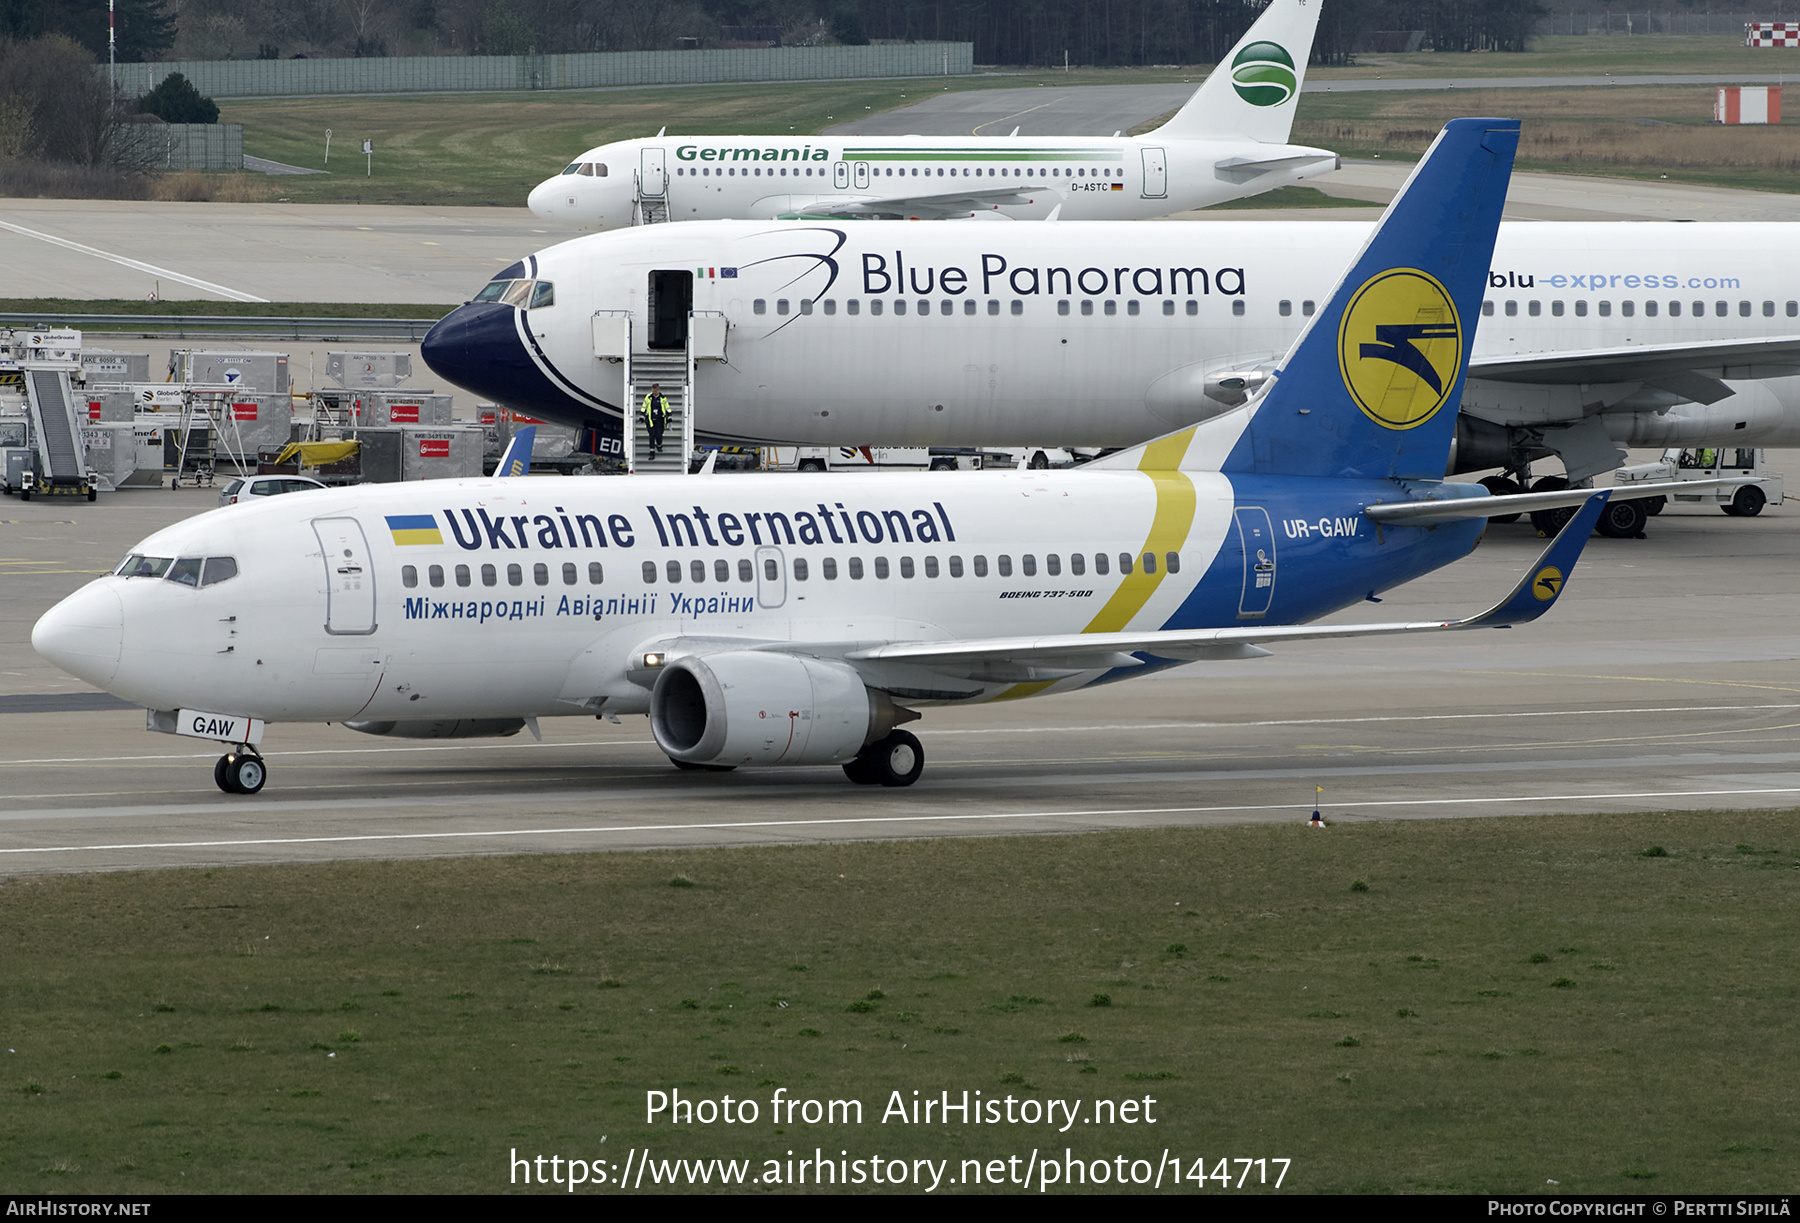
1337;268;1463;430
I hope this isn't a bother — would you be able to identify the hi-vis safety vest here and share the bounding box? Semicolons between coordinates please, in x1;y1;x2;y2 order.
642;391;669;427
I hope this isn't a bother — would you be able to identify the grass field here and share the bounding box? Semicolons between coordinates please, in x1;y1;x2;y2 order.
1293;84;1800;193
199;35;1800;208
4;809;1797;1194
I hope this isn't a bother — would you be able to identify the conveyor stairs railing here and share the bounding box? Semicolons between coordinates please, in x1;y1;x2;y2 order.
629;351;689;474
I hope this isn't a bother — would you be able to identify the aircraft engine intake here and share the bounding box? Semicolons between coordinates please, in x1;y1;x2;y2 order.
650;651;875;767
343;719;526;738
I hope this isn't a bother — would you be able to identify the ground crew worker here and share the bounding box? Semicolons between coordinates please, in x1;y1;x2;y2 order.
642;383;670;460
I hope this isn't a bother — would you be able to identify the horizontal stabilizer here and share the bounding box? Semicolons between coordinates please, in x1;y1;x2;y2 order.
1365;476;1759;525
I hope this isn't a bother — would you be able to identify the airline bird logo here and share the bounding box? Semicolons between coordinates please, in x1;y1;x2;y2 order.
1360;322;1462;395
1337;268;1463;430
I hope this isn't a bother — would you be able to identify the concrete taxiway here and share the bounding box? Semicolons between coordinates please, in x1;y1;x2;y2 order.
4;466;1799;875
7;168;1800;311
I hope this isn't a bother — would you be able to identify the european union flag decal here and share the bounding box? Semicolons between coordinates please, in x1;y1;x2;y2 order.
386;513;442;546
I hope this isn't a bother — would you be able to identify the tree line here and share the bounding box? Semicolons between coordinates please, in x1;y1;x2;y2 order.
0;0;1550;66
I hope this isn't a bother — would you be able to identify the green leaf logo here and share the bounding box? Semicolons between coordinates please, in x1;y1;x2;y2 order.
1231;41;1297;107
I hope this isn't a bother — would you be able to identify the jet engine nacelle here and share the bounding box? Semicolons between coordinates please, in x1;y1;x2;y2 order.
343;719;526;738
649;651;876;767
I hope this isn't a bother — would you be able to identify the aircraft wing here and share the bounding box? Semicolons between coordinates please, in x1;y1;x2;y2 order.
794;187;1042;219
1470;334;1800;387
844;493;1606;673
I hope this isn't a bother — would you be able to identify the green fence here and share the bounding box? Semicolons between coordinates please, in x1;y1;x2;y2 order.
112;44;973;100
120;122;244;171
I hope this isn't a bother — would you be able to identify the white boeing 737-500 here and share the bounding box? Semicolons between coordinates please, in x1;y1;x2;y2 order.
528;0;1335;228
37;119;1717;796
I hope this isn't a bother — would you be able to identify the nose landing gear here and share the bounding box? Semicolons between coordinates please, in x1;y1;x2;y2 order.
214;748;267;795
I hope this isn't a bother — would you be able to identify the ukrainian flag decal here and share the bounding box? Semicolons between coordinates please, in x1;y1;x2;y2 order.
386;513;442;546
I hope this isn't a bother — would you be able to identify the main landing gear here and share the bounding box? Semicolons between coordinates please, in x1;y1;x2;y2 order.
214;748;267;795
843;730;925;788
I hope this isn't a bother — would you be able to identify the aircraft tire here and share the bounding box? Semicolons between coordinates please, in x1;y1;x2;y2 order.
214;755;232;793
1732;485;1767;517
868;730;924;788
222;753;266;795
1478;476;1523;523
842;754;879;785
1595;499;1648;539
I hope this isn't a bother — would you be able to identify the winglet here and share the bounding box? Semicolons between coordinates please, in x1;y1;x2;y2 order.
1455;491;1608;629
494;425;536;477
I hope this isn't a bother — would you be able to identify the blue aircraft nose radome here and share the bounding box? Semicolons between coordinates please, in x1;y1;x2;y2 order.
420;302;524;404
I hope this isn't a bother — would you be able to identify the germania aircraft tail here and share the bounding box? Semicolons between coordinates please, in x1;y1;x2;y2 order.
1216;117;1519;480
1156;0;1322;144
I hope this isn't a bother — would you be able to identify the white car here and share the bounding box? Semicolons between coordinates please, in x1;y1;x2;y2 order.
218;474;328;506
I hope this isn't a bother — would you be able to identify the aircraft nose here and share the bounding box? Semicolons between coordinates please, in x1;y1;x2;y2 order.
527;176;561;219
32;581;124;687
422;302;534;404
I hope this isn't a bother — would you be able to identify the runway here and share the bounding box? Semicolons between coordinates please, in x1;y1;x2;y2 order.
6;474;1800;874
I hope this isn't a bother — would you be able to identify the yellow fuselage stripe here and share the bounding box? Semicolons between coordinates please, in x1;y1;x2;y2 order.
1081;429;1198;634
993;429;1199;701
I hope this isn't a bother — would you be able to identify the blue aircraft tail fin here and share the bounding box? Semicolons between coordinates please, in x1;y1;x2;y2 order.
1215;118;1519;481
495;425;536;477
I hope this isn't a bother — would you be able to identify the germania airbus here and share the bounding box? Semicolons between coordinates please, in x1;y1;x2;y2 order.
36;119;1705;796
527;0;1335;228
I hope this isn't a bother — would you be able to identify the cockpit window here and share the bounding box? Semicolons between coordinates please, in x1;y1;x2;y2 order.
201;557;238;587
474;277;553;308
562;161;582;175
118;554;172;578
167;557;203;587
